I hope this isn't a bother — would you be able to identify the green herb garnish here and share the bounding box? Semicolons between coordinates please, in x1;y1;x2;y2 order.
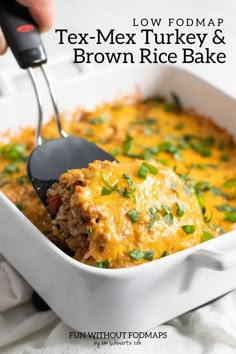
164;213;174;226
128;209;140;223
137;162;158;180
182;225;196;234
202;231;214;242
100;172;118;196
161;205;171;214
174;122;184;130
96;260;110;268
221;154;230;162
171;92;183;112
128;249;155;261
88;115;109;125
3;163;20;174
218;141;225;151
15;202;23;211
131;117;157;126
123;135;139;158
0;143;27;162
171;182;177;192
147;213;160;230
110;147;121;157
164;103;173;112
224;213;236;223
161;250;169;257
16;175;29;185
143;250;155;261
118;174;136;203
203;211;213;223
144;126;152;136
190;163;218;170
176;202;185;217
224;178;236;188
216;204;236;213
87;226;93;235
0;173;11;187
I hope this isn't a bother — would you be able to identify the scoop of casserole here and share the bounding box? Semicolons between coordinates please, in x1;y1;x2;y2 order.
46;159;207;268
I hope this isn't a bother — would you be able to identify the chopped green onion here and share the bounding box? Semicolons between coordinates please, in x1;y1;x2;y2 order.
161;205;171;214
123;135;139;158
147;213;160;230
202;231;214;242
143;250;155;261
182;225;196;234
137;163;148;179
137;162;158;180
148;205;162;217
224;213;236;223
122;174;135;192
161;250;169;257
0;143;27;162
211;187;230;200
100;172;118;196
164;103;173;112
88;115;109;125
164;213;173;226
87;226;93;235
191;144;211;157
128;209;140;223
171;92;183;112
221;154;230;162
128;249;144;261
173;150;182;161
117;174;136;203
171;182;177;192
3;163;20;174
190;163;206;170
176;202;185;217
16;175;29;185
110;147;121;157
156;159;168;166
128;249;155;261
174;122;184;130
216;204;236;213
131;117;157;126
224;178;236;188
203;211;213;223
96;260;109;268
183;184;194;196
101;187;114;196
158;141;176;153
141;149;154;160
218;141;225;151
144;126;153;136
195;181;211;192
15;202;23;211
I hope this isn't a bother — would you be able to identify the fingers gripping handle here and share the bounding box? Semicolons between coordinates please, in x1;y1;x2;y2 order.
0;0;47;68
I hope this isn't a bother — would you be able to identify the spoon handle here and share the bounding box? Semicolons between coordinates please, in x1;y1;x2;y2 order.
0;0;47;69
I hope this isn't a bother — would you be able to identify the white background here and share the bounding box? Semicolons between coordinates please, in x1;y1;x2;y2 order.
0;0;235;97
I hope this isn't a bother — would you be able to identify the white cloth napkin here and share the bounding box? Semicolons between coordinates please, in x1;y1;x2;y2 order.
1;253;236;354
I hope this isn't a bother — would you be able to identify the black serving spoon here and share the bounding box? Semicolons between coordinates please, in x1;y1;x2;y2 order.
0;0;115;207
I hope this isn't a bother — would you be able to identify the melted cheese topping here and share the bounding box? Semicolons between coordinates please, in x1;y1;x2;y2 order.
50;160;205;268
1;95;236;267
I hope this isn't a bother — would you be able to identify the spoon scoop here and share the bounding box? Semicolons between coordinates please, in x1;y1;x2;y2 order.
0;1;115;207
27;137;115;205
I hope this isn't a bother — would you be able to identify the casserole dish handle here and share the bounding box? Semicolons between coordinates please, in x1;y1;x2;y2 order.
182;248;236;292
188;248;236;271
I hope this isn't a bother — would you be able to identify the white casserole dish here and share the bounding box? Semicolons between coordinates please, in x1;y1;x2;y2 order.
1;64;236;332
